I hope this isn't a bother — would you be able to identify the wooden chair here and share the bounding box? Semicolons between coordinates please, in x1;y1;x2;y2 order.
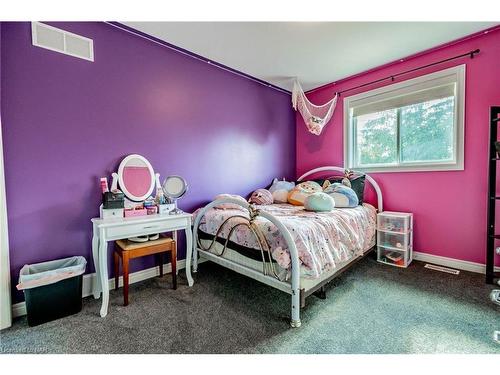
114;236;176;306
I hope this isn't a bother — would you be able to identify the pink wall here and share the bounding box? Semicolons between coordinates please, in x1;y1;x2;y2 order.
296;27;500;265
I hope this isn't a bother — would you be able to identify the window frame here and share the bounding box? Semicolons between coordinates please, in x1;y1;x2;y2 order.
343;65;465;173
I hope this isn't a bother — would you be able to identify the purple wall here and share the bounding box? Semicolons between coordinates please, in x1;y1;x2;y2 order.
1;22;295;303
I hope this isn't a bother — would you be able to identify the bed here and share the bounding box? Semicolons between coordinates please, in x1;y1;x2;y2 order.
190;166;383;328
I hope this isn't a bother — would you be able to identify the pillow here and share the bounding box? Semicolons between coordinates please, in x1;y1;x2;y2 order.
213;194;247;209
324;183;359;208
304;192;335;212
313;174;365;204
287;181;322;206
268;178;295;203
248;189;273;205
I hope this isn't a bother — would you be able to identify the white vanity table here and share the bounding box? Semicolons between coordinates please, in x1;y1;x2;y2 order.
92;153;194;318
91;212;193;317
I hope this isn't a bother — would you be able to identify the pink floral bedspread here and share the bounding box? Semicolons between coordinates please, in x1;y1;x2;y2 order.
195;203;376;279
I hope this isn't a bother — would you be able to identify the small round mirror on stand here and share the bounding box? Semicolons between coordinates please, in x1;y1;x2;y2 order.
117;154;155;202
162;175;188;214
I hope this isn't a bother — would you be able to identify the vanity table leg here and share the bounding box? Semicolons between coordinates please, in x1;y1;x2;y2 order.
172;231;178;275
91;223;101;299
184;225;194;286
98;229;110;317
114;251;120;290
171;242;177;290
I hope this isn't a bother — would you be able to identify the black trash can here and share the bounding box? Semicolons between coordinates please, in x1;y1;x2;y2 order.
17;256;87;326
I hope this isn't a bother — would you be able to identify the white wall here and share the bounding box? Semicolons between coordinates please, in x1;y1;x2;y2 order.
0;118;11;329
0;21;13;329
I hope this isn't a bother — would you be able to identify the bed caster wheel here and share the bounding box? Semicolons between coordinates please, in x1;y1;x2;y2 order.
290;319;301;328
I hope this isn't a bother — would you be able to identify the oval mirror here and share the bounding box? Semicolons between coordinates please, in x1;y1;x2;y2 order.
118;154;155;202
162;175;188;199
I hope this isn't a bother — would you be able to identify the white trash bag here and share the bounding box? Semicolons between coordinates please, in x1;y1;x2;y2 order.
17;256;87;290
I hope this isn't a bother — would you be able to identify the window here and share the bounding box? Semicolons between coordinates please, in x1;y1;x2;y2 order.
344;65;465;172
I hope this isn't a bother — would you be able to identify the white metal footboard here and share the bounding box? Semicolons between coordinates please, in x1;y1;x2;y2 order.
191;198;302;328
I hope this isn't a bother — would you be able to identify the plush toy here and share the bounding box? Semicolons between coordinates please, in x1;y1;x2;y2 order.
323;182;359;208
269;178;295;203
248;189;273;205
213;194;247;210
341;169;354;188
287;181;322;206
304;192;335;212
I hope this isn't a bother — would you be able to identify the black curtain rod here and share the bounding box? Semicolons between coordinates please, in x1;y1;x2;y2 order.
332;49;480;97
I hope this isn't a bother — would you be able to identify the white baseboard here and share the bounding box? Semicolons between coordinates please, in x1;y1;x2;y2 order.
11;301;26;320
12;259;190;319
10;252;498;319
413;251;500;274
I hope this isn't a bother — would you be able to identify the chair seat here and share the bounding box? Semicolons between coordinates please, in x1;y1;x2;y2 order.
116;237;174;251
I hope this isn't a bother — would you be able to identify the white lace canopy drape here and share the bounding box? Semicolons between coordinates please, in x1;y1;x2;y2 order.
292;80;338;136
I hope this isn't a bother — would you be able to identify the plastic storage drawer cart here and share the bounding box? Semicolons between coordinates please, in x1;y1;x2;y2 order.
377;211;413;268
17;256;87;326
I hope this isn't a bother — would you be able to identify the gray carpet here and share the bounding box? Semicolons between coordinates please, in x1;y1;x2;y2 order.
1;256;499;354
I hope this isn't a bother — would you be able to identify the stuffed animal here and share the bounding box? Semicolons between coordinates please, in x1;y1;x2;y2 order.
269;178;295;203
341;169;354;188
287;181;322;206
248;189;273;205
213;194;247;210
323;182;359;208
304;192;335;212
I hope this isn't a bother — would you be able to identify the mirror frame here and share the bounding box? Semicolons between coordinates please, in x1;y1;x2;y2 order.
162;175;188;199
117;154;155;202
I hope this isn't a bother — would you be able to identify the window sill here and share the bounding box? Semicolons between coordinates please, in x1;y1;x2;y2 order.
347;163;464;173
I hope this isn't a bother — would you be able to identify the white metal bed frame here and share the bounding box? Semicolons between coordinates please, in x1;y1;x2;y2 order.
190;166;383;328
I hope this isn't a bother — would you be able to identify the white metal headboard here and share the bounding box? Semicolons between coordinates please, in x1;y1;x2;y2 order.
297;166;383;212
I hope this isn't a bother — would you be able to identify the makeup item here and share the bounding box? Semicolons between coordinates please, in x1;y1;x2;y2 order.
146;206;158;215
154;173;166;204
100;177;109;194
143;197;156;208
110;172;119;193
158;203;175;215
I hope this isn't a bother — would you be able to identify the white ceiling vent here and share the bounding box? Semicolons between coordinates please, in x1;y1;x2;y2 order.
31;22;94;62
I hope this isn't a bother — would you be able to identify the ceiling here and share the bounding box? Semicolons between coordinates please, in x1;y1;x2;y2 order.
123;22;497;92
